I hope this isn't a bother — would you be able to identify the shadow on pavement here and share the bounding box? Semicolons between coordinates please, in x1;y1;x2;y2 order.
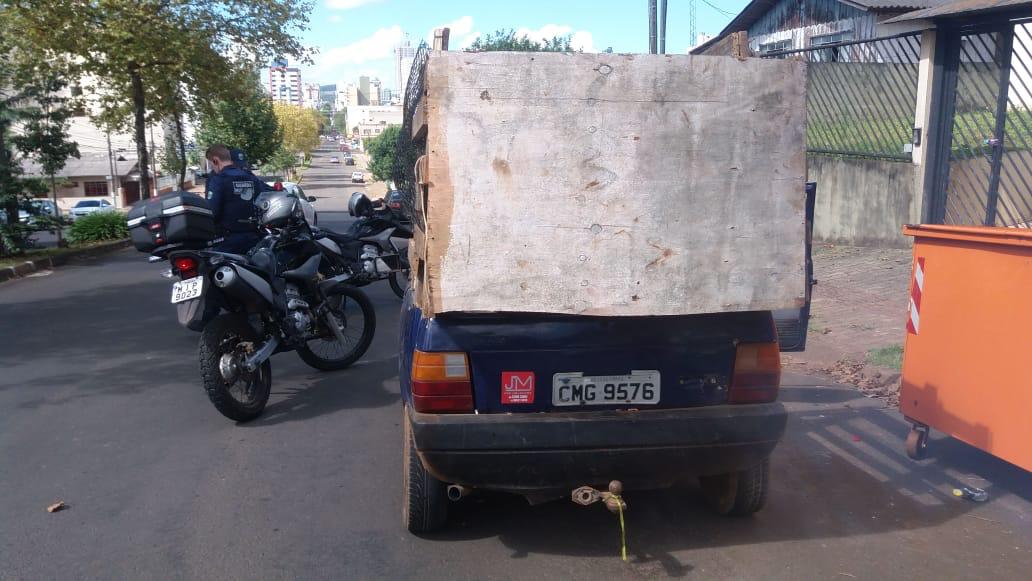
247;355;401;427
420;383;1031;577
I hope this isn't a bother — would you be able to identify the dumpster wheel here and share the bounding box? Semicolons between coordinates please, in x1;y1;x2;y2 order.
905;426;929;460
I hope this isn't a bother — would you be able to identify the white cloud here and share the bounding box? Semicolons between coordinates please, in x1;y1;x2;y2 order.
306;26;402;85
329;15;342;23
514;25;596;52
458;32;481;49
326;0;382;10
427;16;474;47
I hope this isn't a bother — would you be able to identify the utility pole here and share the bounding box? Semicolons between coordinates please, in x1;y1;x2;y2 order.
105;131;118;207
648;0;658;54
149;126;158;197
660;0;668;54
689;0;697;50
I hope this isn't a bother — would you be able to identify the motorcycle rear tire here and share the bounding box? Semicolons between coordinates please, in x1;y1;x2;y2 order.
198;314;272;423
297;286;376;371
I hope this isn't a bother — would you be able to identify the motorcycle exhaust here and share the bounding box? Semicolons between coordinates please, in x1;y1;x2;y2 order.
447;484;472;502
213;265;271;306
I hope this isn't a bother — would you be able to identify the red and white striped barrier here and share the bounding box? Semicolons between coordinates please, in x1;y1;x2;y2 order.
907;257;925;335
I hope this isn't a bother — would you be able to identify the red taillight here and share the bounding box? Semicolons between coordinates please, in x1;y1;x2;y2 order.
729;343;781;403
173;256;198;279
411;351;473;413
389;201;402;209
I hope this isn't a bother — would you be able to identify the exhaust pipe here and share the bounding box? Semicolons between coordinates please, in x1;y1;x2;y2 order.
447;484;471;502
213;265;265;305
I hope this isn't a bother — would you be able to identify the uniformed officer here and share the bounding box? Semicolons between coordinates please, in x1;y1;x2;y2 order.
204;144;267;254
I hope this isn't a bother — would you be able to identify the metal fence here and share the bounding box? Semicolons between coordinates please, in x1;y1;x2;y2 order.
763;32;923;162
935;25;1032;228
394;41;430;223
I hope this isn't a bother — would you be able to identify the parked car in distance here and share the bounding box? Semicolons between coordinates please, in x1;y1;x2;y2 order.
19;199;60;224
345;156;355;166
70;199;114;220
351;171;365;183
384;190;408;220
330;156;340;164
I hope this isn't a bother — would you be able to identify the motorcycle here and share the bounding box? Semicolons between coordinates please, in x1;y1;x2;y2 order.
136;190;376;422
314;192;412;299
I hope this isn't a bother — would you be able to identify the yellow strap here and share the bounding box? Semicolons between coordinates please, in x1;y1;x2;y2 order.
615;495;627;562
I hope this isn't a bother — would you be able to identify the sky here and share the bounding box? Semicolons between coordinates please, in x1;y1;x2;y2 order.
295;0;751;91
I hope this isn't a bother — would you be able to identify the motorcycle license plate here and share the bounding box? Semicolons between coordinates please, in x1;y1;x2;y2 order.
171;276;204;304
552;371;661;406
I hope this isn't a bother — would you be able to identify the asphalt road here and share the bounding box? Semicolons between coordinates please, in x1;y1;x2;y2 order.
1;146;1030;580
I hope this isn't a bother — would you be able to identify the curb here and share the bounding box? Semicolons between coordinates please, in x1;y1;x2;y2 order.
0;239;131;283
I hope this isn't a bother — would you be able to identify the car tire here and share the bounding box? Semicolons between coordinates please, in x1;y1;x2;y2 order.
402;411;449;534
699;457;770;516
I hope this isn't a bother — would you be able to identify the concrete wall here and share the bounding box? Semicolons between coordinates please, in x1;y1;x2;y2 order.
809;155;917;247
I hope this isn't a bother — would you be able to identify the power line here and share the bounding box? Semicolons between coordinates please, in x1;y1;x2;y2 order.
701;0;734;17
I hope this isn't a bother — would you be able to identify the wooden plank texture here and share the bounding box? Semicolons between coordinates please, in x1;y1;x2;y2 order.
420;51;807;317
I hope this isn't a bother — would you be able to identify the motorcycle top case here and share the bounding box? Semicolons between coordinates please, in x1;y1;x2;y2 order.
127;192;216;253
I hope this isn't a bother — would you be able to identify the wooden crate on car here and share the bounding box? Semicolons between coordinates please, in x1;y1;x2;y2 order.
410;50;808;318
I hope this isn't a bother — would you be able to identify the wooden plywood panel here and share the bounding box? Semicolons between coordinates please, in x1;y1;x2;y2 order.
421;51;808;317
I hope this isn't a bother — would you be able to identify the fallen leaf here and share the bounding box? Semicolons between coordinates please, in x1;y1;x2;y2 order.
46;501;66;513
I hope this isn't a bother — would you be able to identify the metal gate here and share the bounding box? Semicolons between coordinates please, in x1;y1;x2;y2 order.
933;22;1032;228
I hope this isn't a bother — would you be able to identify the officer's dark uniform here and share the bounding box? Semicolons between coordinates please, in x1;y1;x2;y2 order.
206;164;267;254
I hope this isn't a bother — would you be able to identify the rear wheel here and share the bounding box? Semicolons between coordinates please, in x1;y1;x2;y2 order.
198;314;272;422
296;286;376;371
402;411;449;533
699;458;770;516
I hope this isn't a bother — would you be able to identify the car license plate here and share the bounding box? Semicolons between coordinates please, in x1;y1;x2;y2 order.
552;371;661;406
171;276;204;304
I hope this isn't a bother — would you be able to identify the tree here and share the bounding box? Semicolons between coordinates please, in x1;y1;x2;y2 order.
195;84;282;167
6;0;312;199
332;110;348;135
264;145;300;179
0;37;77;254
365;125;402;183
466;29;574;52
273;103;320;156
12;75;80;246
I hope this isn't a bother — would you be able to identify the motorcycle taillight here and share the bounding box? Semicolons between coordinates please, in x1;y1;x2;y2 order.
173;256;198;279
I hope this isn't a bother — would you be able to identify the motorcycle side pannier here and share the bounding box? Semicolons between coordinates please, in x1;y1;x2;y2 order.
127;192;216;253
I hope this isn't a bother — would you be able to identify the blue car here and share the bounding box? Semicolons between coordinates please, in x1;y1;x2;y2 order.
400;305;788;532
398;185;815;533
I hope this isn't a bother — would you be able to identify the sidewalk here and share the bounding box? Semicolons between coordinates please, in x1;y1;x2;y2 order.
784;244;914;404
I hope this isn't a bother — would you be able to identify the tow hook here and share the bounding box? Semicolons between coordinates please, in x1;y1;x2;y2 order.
572;480;628;561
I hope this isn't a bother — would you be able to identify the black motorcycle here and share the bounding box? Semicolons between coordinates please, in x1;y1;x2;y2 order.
129;191;376;422
314;192;412;299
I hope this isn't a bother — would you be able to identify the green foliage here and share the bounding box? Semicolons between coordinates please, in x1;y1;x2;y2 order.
332;110;348;134
196;84;282;165
867;345;904;371
365;125;403;183
5;0;313;195
0;37;78;255
466;29;574;52
263;146;301;179
68;212;129;244
274;103;321;155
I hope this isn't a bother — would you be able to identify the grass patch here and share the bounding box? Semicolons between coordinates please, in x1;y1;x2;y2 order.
867;344;904;371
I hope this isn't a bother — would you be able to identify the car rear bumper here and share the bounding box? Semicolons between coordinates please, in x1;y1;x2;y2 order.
408;403;786;494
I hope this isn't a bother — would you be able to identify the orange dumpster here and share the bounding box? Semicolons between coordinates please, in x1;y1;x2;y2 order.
899;224;1032;471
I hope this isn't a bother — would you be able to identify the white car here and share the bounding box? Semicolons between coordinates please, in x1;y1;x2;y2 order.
70;199;115;220
351;171;365;183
